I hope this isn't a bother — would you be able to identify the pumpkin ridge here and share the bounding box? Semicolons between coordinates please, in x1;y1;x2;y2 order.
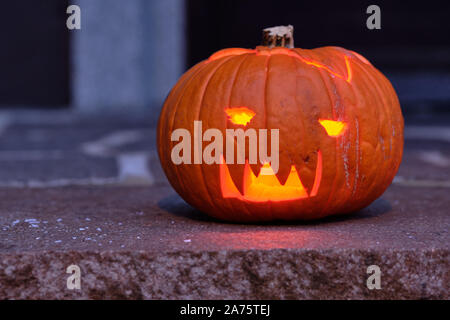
372;69;402;200
212;47;353;85
283;55;307;188
384;71;404;171
172;57;235;213
220;54;254;219
290;49;349;83
291;56;307;179
349;61;376;203
377;69;400;160
314;62;342;217
329;81;351;215
360;67;387;200
357;60;394;199
262;54;273;221
197;59;244;217
351;118;360;199
345;56;353;82
163;62;207;199
158;62;205;168
325;53;358;210
208;48;256;62
291;56;326;194
361;59;401;210
350;83;361;199
330;53;361;206
195;56;244;217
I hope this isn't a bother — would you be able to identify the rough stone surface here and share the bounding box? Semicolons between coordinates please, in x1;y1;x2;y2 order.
0;249;447;300
0;185;448;299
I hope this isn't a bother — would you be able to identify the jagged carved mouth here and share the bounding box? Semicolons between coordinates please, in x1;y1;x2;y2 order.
218;106;344;203
220;151;322;202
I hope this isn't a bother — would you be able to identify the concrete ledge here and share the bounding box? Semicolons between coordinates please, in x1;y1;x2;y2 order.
0;185;448;299
0;249;447;299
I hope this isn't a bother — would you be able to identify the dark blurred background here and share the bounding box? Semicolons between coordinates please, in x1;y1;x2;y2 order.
0;0;449;119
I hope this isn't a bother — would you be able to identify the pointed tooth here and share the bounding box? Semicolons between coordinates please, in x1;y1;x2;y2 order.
226;162;246;196
295;151;319;194
242;162;255;195
250;163;261;178
274;153;292;185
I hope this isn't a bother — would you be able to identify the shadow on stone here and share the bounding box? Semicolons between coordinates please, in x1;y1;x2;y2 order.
312;198;392;225
157;194;220;223
158;193;392;226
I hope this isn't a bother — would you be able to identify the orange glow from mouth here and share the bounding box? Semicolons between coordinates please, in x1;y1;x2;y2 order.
225;107;256;126
220;151;322;202
319;119;347;137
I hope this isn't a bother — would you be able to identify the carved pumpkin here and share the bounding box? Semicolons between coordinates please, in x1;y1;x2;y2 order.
157;26;404;222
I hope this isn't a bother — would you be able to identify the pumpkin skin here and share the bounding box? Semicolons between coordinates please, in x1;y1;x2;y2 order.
157;45;404;222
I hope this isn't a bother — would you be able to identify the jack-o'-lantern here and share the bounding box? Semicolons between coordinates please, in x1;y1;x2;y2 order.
157;25;404;222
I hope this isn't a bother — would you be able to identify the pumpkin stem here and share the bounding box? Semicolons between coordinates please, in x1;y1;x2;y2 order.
262;25;294;48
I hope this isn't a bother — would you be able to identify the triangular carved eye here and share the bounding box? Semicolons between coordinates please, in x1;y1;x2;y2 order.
319;119;347;137
225;107;256;126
